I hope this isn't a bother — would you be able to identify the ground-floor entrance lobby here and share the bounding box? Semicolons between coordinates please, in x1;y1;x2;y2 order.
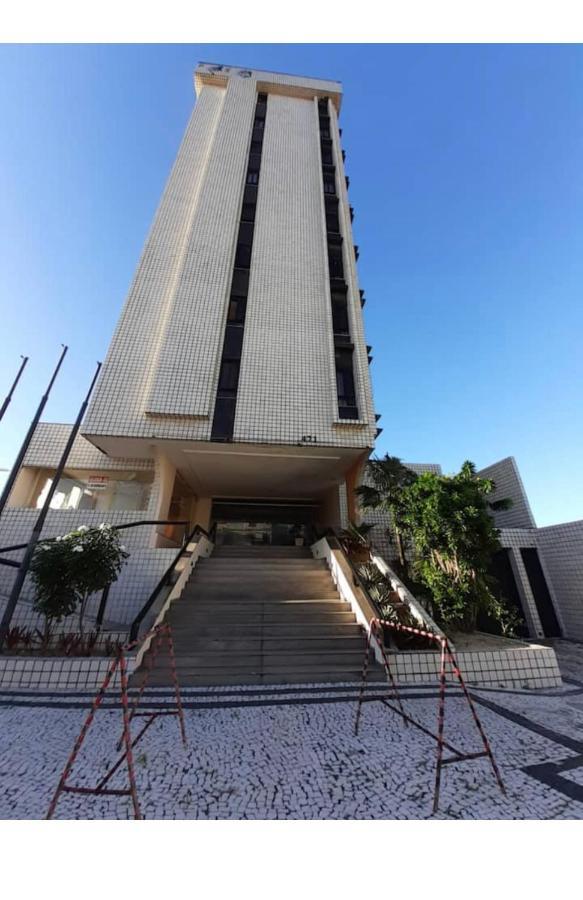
211;498;318;547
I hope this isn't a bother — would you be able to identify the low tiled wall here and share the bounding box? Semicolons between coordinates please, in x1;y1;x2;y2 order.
0;654;137;691
390;643;562;690
0;535;214;691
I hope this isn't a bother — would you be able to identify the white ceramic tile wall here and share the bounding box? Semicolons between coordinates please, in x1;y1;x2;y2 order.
21;423;154;472
477;457;536;529
536;520;583;640
82;64;376;451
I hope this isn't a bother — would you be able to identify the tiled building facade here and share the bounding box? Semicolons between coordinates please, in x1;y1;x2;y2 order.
2;63;378;619
2;64;582;644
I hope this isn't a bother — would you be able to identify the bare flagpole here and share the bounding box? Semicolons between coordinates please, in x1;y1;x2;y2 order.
0;356;29;423
0;347;67;519
0;360;101;650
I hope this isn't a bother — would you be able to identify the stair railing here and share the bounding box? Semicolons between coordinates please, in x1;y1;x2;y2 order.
0;518;191;570
310;527;445;661
128;524;213;643
0;520;211;637
325;526;444;639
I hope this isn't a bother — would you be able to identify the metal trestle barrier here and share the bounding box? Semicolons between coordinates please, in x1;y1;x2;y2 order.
46;623;186;820
354;618;506;814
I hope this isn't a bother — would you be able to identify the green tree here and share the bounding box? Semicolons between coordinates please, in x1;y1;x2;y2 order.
356;455;418;574
30;525;129;640
30;540;79;646
401;461;514;631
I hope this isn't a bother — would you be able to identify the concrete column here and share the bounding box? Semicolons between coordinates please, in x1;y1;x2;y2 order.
150;451;177;547
317;484;342;531
344;450;371;525
6;467;44;508
193;497;212;532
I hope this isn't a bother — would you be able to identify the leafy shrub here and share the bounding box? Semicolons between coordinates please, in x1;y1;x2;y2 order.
30;524;129;640
4;626;33;653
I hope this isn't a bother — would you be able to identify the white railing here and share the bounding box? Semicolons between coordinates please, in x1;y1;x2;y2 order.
311;536;385;665
370;551;446;640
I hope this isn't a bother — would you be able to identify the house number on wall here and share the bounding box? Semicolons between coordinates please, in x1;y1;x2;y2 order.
301;435;318;443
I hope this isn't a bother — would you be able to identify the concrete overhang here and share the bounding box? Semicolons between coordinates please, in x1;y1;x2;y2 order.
83;436;369;501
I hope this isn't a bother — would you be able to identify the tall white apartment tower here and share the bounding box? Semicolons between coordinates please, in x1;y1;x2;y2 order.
9;64;378;546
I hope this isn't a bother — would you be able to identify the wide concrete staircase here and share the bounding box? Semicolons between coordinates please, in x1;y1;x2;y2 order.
138;544;383;686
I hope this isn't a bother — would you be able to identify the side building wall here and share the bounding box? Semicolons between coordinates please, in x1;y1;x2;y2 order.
536;520;583;641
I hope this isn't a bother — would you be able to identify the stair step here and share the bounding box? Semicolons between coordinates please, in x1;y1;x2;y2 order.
171;598;346;610
132;543;387;687
182;592;340;603
153;651;368;670
170;625;363;640
171;636;365;653
214;545;310;552
196;556;329;572
141;671;386;686
191;573;333;583
169;613;352;625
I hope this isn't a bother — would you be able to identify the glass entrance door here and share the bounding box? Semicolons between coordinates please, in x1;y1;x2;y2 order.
214;520;305;547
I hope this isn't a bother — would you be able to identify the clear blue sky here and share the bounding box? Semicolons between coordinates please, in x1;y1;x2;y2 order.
0;44;581;526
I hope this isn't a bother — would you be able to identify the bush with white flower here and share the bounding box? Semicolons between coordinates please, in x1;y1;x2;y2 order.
30;524;129;641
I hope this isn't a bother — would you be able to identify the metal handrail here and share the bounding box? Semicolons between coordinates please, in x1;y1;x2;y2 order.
128;523;212;643
317;528;385;622
320;527;442;640
0;519;190;568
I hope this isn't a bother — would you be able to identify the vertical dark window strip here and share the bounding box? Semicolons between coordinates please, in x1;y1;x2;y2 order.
211;93;267;441
318;97;359;421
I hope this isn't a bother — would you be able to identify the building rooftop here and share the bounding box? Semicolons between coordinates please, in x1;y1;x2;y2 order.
194;61;342;111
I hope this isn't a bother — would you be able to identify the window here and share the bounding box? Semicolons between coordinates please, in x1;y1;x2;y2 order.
328;246;344;278
325;197;340;233
228;295;246;323
231;268;249;296
326;210;340;233
323;177;336;195
250;139;262;154
321;141;333;165
338;404;359;420
241;202;256;223
253;118;265;131
218;360;240;394
332;302;349;334
235;243;252;269
223;324;244;359
335;348;358;419
238;221;254;245
246;170;259;185
211;397;236;441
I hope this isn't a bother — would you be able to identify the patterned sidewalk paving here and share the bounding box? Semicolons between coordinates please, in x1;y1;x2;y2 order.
2;655;583;820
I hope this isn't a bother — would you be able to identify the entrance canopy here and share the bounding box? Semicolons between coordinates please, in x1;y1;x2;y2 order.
88;438;369;504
